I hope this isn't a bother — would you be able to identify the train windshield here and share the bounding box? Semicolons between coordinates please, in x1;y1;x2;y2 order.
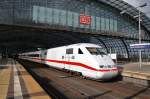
86;47;107;55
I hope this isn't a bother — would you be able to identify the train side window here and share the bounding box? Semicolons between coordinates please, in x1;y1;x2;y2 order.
66;48;73;54
78;48;83;54
44;52;47;55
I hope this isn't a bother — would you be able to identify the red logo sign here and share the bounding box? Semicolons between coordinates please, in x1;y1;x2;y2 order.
80;15;91;25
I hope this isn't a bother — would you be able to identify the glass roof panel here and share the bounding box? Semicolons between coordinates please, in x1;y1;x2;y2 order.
99;0;150;33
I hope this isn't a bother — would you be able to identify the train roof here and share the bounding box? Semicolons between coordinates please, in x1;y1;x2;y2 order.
20;43;102;54
65;43;101;48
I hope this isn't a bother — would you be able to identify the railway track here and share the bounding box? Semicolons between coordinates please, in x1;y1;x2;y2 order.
18;59;150;99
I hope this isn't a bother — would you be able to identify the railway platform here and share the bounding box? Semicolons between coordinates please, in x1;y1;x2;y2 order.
122;62;150;86
0;58;50;99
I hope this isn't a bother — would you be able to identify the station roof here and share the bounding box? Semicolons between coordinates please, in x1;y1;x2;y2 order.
0;0;150;54
99;0;150;33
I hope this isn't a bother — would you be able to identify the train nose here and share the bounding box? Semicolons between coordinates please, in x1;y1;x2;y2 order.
97;69;118;80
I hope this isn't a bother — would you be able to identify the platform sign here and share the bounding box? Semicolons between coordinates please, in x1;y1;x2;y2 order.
108;53;117;60
130;43;150;49
79;15;91;25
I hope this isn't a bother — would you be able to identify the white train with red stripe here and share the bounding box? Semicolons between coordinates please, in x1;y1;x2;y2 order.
19;43;118;80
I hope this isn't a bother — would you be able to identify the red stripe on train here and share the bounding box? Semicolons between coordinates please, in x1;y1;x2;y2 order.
31;57;118;72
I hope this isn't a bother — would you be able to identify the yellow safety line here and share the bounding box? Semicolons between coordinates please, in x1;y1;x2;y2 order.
0;63;11;99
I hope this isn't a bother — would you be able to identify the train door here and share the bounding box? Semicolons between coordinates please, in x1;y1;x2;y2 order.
64;48;74;70
40;50;47;63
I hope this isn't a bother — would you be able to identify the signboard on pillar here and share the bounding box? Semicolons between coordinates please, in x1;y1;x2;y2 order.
79;15;91;25
130;43;150;49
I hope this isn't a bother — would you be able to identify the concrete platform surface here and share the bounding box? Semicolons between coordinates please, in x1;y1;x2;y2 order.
0;58;51;99
123;62;150;73
0;59;11;99
122;62;150;86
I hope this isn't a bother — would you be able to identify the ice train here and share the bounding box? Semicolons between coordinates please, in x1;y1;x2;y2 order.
19;43;118;80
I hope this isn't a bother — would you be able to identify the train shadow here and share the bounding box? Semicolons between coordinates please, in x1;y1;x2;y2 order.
106;75;123;82
93;75;123;83
17;59;49;69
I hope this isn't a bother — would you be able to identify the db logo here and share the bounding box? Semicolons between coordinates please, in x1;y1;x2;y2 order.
80;15;91;25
